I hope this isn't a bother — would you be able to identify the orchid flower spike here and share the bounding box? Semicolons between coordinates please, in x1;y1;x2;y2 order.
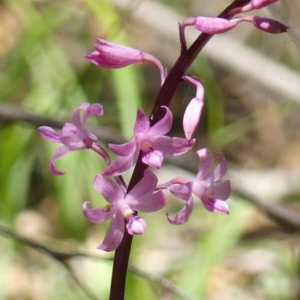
103;106;195;176
38;103;109;175
83;170;167;251
86;38;166;85
182;76;205;140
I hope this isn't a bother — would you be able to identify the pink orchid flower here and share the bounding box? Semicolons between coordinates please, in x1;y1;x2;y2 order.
103;106;195;176
159;148;231;224
83;170;166;251
38;103;108;175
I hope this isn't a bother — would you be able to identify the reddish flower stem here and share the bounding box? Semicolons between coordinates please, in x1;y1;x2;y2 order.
109;1;251;299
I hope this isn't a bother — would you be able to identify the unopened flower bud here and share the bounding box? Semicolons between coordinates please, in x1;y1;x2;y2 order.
182;76;204;140
182;16;239;34
252;16;288;34
86;38;144;68
86;38;166;84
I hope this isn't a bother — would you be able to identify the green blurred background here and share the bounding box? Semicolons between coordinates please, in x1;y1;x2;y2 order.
1;0;300;299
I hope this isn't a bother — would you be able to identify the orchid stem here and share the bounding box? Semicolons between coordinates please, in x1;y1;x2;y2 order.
108;1;251;299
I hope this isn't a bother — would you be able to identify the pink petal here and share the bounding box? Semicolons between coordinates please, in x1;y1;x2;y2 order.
148;106;172;137
37;126;60;143
213;152;228;181
137;190;167;212
212;180;231;200
167;196;193;225
169;182;192;201
103;152;137;176
108;140;136;156
142;150;163;169
134;108;150;136
183;97;204;140
196;148;214;180
60;123;86;150
82;201;113;223
128;169;157;200
93;175;124;204
49;145;71;175
81;103;104;124
99;213;125;251
153;136;195;155
201;198;229;214
127;170;167;212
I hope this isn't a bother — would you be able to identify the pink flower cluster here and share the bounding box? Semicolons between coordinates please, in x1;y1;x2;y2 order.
38;0;287;251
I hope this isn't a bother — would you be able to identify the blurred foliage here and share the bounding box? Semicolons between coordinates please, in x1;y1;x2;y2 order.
1;0;300;300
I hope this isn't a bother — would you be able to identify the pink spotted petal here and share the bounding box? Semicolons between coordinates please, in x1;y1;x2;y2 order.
142;150;163;169
134;108;150;136
148;106;172;137
98;213;125;251
37;126;61;143
93;174;124;204
82;201;114;223
167;196;193;225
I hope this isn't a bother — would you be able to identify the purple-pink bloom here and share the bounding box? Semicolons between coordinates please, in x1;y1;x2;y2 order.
86;38;167;84
38;103;106;175
103;106;195;176
159;148;230;224
83;170;166;251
